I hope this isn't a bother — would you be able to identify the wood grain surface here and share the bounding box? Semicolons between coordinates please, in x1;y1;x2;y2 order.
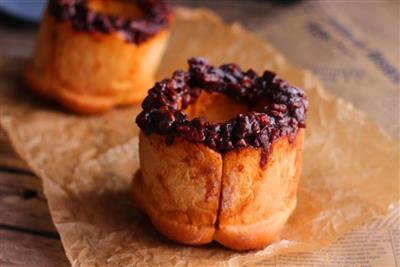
0;131;70;266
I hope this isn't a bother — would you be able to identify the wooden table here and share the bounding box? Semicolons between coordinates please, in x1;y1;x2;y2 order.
0;1;398;266
0;129;70;266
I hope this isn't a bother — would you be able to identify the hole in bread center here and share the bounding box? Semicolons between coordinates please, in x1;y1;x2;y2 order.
88;0;144;19
186;91;249;123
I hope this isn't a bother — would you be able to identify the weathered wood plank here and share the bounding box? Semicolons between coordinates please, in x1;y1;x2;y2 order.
0;170;58;235
0;229;69;267
0;128;30;172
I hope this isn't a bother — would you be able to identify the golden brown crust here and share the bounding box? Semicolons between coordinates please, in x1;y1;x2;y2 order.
134;129;304;250
132;132;223;245
215;130;304;250
133;172;216;245
25;8;170;114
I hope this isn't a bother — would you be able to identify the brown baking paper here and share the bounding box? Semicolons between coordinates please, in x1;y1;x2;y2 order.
0;8;398;267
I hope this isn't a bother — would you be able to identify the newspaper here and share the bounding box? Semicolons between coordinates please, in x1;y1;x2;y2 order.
247;203;399;267
252;0;399;139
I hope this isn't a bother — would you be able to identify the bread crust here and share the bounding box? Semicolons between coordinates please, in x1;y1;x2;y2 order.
25;7;170;114
132;132;223;245
215;130;304;250
133;130;304;250
133;58;307;250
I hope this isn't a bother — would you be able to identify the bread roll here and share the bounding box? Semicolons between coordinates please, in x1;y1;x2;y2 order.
134;57;308;250
25;0;171;114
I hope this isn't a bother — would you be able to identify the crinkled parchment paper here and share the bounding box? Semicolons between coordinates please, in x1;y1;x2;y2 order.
0;8;398;267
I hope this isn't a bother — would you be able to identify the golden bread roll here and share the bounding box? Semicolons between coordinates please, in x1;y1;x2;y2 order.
134;57;308;250
25;0;171;114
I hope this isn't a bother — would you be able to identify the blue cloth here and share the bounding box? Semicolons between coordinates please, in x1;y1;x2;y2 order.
0;0;47;23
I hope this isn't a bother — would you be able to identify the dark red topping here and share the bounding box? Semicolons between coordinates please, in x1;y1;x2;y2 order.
136;58;308;165
49;0;170;44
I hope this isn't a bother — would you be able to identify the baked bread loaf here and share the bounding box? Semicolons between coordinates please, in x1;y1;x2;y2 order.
25;0;171;114
134;58;308;250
